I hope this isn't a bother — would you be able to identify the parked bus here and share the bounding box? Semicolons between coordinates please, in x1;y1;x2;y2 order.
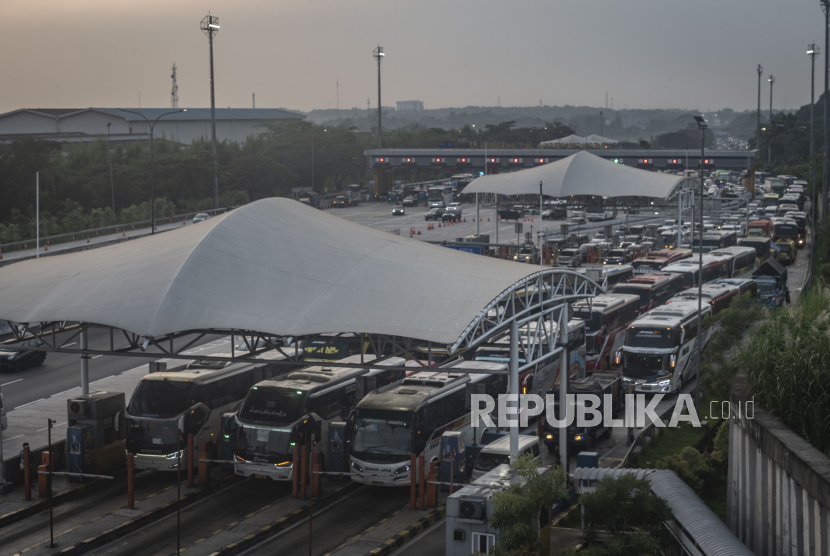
707;246;758;279
692;231;738;254
579;265;634;290
631;249;691;275
427;185;454;208
348;361;508;486
612;272;684;312
768;177;787;195
126;351;294;471
301;333;368;362
747;220;772;238
622;301;712;394
232;355;406;481
667;282;741;315
772;219;800;247
661;255;730;290
738;237;772;265
572;294;640;371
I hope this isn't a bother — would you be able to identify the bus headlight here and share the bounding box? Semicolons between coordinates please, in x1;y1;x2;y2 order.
574;435;583;442
395;465;410;475
166;450;184;459
658;380;670;386
276;461;291;467
351;461;363;473
545;434;553;440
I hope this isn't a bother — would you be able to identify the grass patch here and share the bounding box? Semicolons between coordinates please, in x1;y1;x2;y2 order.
630;421;710;469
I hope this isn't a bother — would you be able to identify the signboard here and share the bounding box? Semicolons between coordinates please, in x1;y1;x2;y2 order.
438;141;454;148
442;244;483;255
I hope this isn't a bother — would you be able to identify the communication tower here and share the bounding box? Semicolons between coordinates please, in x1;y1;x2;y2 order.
171;64;179;109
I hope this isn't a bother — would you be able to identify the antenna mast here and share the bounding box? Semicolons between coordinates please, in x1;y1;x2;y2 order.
171;64;179;109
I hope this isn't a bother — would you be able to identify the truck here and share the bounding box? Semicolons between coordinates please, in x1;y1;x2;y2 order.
298;192;321;208
543;371;623;453
753;258;789;307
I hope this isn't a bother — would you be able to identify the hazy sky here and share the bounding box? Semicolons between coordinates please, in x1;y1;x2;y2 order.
2;0;825;114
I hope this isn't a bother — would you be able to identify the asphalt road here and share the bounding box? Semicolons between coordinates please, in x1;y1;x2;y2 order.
0;327;224;410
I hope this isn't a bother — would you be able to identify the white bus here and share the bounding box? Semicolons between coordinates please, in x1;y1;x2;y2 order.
232;355;405;481
621;302;712;395
126;350;293;471
348;360;507;487
427;185;454;208
572;294;640;371
707;246;758;279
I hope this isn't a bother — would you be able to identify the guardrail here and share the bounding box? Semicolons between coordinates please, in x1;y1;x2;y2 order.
0;206;235;253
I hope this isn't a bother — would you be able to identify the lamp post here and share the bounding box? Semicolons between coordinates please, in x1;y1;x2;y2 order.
107;123;115;213
693;115;707;407
823;0;830;220
201;14;220;209
768;75;775;163
756;64;763;159
120;109;186;234
373;46;384;149
809;44;820;286
600;111;603;137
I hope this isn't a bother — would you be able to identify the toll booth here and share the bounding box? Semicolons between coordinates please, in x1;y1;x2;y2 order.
66;392;125;450
439;431;466;490
327;422;348;480
220;413;238;471
66;425;95;482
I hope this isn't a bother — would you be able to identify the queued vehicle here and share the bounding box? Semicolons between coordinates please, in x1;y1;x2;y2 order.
612;272;684;313
446;202;463;215
631;249;690;275
424;207;445;221
775;238;797;265
402;196;418;207
513;246;537;264
392;204;405;216
572;293;640;371
603;248;630;265
557;248;582;268
0;339;46;371
441;209;461;222
193;212;211;223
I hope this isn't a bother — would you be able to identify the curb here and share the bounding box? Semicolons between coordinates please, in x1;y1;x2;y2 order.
42;475;238;556
365;505;446;556
206;482;361;556
0;469;127;530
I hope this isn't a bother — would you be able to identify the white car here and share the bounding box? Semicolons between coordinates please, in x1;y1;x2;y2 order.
193;212;210;223
447;202;462;215
591;232;607;244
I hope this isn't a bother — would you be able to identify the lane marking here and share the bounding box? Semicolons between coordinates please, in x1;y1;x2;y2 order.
63;342;77;347
38;421;67;431
2;434;22;443
1;379;22;387
15;399;44;409
91;355;103;359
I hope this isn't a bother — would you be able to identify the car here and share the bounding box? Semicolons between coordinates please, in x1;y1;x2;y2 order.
445;202;462;214
513;247;536;264
541;209;566;220
193;213;210;223
442;210;461;222
0;339;46;372
402;196;417;207
557;248;582;267
424;208;445;221
568;217;586;225
392;204;405;216
591;232;607;244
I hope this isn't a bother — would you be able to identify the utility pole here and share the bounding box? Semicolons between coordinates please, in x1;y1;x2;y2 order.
373;46;384;148
201;14;220;209
694;115;707;408
768;75;775;163
824;0;830;220
600;111;603;137
756;64;763;161
107;123;115;213
810;44;820;287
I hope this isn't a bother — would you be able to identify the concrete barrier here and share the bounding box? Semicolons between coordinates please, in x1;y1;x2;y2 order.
729;370;830;555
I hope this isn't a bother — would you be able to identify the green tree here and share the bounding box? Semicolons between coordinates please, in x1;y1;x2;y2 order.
486;454;568;556
580;474;670;542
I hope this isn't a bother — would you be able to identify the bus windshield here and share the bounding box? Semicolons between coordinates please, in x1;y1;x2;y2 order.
474;452;509;473
757;281;777;293
128;380;196;418
572;309;601;332
626;327;675;349
624;353;671;378
427;189;445;201
236;425;293;458
238;387;306;425
353;409;413;456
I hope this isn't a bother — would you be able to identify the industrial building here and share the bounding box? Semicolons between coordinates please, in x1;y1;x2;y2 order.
0;107;305;146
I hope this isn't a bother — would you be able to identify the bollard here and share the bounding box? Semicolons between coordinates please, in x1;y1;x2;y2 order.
300;446;308;500
23;444;31;501
292;445;299;498
187;434;194;487
38;464;49;498
419;455;426;511
410;454;417;510
449;451;455;494
426;474;438;508
311;452;321;497
127;454;135;509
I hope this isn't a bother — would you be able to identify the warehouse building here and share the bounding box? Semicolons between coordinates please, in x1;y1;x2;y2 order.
0;107;305;145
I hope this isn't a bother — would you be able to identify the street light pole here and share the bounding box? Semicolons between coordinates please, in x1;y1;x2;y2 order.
107;123;115;213
693;116;707;408
201;14;220;209
373;46;384;149
756;64;763;160
810;44;820;286
823;0;830;220
600;111;603;137
768;75;775;163
120;109;186;234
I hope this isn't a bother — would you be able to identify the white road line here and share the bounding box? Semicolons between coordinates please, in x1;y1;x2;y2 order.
63;342;77;347
1;435;23;443
91;376;114;384
38;421;67;431
1;378;23;387
91;355;103;359
15;398;44;409
54;388;80;396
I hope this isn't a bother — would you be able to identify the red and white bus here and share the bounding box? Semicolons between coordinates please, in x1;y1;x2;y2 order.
572;294;640;371
667;282;741;315
631;249;691;275
611;272;684;313
661;255;729;290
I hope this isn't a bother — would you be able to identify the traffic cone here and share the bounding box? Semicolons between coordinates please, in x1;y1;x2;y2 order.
488;218;490;222
439;223;442;227
87;237;90;243
23;244;27;250
132;225;135;230
47;240;50;246
0;249;3;259
123;231;126;236
95;231;98;237
72;236;75;241
463;218;466;222
417;231;421;235
44;244;48;251
182;220;185;225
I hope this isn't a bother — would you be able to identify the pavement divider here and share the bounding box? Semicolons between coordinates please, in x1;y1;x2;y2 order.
363;505;446;556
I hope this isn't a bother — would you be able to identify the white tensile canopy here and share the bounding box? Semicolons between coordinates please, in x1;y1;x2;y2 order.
0;198;545;346
585;134;619;144
464;151;693;199
540;134;588;145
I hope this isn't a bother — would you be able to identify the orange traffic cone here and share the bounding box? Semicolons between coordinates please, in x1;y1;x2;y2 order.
44;245;48;251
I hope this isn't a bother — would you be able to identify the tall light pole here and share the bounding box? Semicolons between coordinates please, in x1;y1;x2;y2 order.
756;64;763;160
768;75;775;163
599;111;604;137
693;115;707;407
120;109;186;234
810;44;820;286
107;122;115;213
201;14;220;209
823;0;830;220
373;46;384;149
